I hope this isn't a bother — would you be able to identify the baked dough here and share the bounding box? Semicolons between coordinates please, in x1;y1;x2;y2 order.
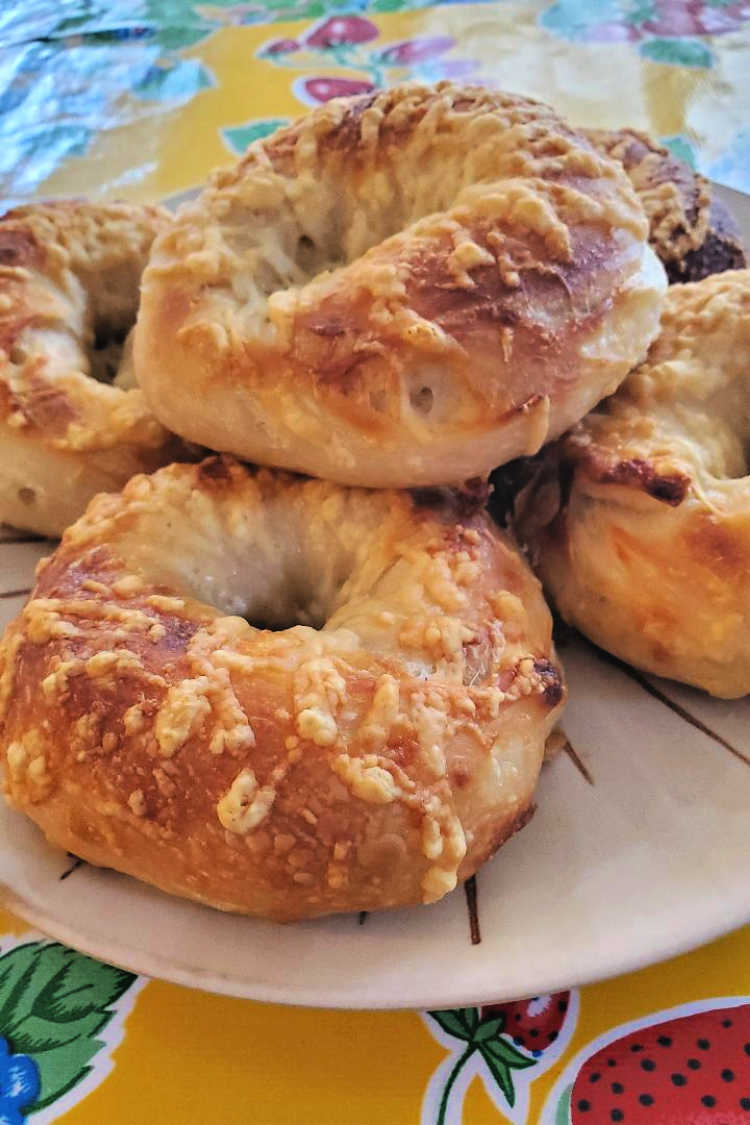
0;457;564;920
135;82;665;488
0;202;185;536
585;128;746;283
515;269;750;698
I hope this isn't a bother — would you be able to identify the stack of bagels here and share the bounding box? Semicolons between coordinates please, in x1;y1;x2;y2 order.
0;83;746;921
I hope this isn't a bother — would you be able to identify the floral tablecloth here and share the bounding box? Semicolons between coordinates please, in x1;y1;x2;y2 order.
0;2;749;1122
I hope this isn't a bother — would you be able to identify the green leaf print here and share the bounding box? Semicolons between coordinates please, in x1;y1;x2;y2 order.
639;37;714;68
0;942;135;1112
223;117;291;153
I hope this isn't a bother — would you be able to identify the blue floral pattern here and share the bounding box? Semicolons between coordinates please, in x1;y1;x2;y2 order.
0;1038;39;1125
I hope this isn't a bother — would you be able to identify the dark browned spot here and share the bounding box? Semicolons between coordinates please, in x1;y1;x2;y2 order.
670;198;746;282
197;454;235;487
585;455;690;506
316;91;381;154
534;658;564;707
411;477;490;520
0;226;42;269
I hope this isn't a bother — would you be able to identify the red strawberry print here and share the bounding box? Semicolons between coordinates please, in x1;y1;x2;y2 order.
377;36;455;65
481;992;571;1056
304;16;378;49
642;0;750;37
262;38;300;55
568;1003;750;1123
301;77;374;103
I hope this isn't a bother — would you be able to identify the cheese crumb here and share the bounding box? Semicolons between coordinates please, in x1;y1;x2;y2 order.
217;768;276;834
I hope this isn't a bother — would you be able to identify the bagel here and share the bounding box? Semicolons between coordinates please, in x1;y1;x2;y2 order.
514;269;750;699
0;456;564;921
584;127;746;283
134;82;665;488
0;202;186;536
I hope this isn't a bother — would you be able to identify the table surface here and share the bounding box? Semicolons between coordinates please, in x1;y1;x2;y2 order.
0;2;749;1122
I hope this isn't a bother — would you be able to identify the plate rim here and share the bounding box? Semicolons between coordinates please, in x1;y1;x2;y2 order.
1;874;747;1010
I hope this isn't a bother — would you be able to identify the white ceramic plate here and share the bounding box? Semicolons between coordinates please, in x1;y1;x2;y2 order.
0;184;748;1009
1;529;749;1010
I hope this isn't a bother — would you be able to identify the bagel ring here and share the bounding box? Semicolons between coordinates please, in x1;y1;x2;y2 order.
135;82;665;488
0;202;186;536
515;269;750;699
0;457;564;921
584;127;746;283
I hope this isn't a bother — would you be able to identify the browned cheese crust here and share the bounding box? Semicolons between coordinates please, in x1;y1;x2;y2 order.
0;458;565;920
515;269;750;698
134;82;665;488
585;128;746;283
0;202;187;535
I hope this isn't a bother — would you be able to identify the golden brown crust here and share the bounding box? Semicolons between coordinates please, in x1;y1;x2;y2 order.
135;82;665;488
585;128;746;282
0;457;564;920
0;202;187;535
515;269;750;698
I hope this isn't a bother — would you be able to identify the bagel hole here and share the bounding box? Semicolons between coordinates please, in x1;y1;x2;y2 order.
292;233;345;278
237;576;335;633
296;235;317;274
409;385;434;416
88;323;129;385
9;345;26;366
241;601;328;632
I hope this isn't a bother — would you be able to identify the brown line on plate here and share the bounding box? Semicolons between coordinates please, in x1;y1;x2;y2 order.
464;875;481;945
563;739;594;786
0;588;31;600
358;911;368;926
0;534;44;545
602;651;750;769
59;856;85;881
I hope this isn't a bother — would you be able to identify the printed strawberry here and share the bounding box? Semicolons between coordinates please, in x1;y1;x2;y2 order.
481;992;571;1056
376;36;455;65
301;77;374;103
643;0;749;37
566;1003;750;1124
304;16;378;49
261;38;300;56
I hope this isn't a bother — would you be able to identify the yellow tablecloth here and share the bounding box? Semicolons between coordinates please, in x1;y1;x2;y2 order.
0;3;748;1121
